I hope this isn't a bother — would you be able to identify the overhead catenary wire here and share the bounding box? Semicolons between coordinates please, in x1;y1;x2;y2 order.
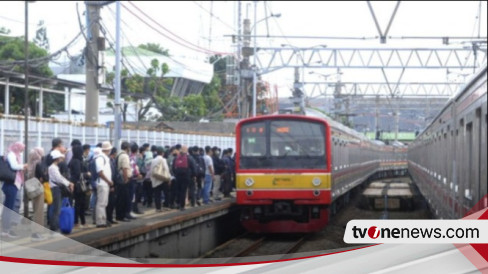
123;1;233;56
98;20;146;75
103;6;150;73
192;1;236;32
0;31;83;66
100;12;214;83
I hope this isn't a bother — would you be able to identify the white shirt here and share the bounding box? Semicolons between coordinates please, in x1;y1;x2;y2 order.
95;153;112;185
7;152;24;171
49;164;70;188
150;155;169;188
204;155;214;175
7;152;24;188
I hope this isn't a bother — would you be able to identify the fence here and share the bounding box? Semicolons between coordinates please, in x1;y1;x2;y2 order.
0;115;235;155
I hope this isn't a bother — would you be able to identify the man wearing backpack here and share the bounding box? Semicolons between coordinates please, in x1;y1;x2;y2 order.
188;147;203;207
172;146;197;211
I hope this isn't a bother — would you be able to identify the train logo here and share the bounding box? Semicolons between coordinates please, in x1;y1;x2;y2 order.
245;178;255;187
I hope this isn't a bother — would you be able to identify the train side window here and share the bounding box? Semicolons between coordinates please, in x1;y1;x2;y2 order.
465;122;473;201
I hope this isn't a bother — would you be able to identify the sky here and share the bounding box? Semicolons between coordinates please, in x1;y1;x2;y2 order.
0;1;486;97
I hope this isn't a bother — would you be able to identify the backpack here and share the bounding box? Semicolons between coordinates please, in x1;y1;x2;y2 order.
112;156;124;186
194;155;205;177
137;157;147;176
174;154;189;174
89;156;105;189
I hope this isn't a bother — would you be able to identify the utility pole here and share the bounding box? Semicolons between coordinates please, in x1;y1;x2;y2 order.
375;95;380;140
241;17;252;118
252;0;257;117
85;2;101;124
24;1;30;163
394;104;399;142
114;1;122;149
292;67;305;113
236;1;242;118
333;69;342;121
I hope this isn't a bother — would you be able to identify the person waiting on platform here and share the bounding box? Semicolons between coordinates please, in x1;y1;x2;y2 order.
48;150;74;234
172;146;197;211
1;142;28;239
94;142;114;228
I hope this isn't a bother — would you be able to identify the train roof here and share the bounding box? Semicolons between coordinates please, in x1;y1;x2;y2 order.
303;107;372;142
271;107;374;143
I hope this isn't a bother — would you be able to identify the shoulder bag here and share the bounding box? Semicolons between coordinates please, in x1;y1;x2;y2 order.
0;156;16;183
24;177;44;199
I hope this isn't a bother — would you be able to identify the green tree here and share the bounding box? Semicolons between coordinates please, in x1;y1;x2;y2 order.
0;27;10;35
0;34;59;116
106;58;173;121
138;43;169;56
201;74;223;117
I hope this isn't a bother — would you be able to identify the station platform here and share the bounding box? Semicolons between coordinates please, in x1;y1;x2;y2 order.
69;198;237;253
1;197;240;260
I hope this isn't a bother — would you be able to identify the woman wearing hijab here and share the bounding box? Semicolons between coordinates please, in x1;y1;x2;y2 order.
1;142;27;239
69;144;90;228
25;147;47;241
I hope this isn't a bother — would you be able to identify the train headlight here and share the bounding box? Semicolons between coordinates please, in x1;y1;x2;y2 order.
312;177;321;186
245;178;255;187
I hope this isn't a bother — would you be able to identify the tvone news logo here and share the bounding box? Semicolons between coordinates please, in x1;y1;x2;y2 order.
345;220;488;244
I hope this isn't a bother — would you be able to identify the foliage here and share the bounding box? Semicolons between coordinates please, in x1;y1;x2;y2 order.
106;49;229;122
0;27;10;34
201;74;223;115
137;43;169;56
0;32;62;117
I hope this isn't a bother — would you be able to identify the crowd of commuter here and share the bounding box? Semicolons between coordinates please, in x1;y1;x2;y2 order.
0;138;236;241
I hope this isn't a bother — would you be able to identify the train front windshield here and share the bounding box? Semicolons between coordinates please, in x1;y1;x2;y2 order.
239;119;327;170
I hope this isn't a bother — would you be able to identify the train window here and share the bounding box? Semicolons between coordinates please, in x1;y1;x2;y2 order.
239;119;327;170
270;120;325;157
240;122;267;157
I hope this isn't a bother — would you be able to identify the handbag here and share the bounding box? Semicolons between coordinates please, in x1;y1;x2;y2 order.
43;182;53;204
24;177;44;199
76;173;88;193
151;160;170;183
0;156;16;183
59;197;75;234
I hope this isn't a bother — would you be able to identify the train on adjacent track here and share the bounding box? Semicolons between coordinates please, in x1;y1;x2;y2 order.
235;108;407;233
408;65;487;219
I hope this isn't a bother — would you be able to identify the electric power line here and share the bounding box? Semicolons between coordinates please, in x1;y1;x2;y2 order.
124;1;233;56
191;1;236;32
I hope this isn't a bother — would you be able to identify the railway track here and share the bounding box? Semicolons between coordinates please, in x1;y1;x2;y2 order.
188;233;309;264
226;234;309;262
